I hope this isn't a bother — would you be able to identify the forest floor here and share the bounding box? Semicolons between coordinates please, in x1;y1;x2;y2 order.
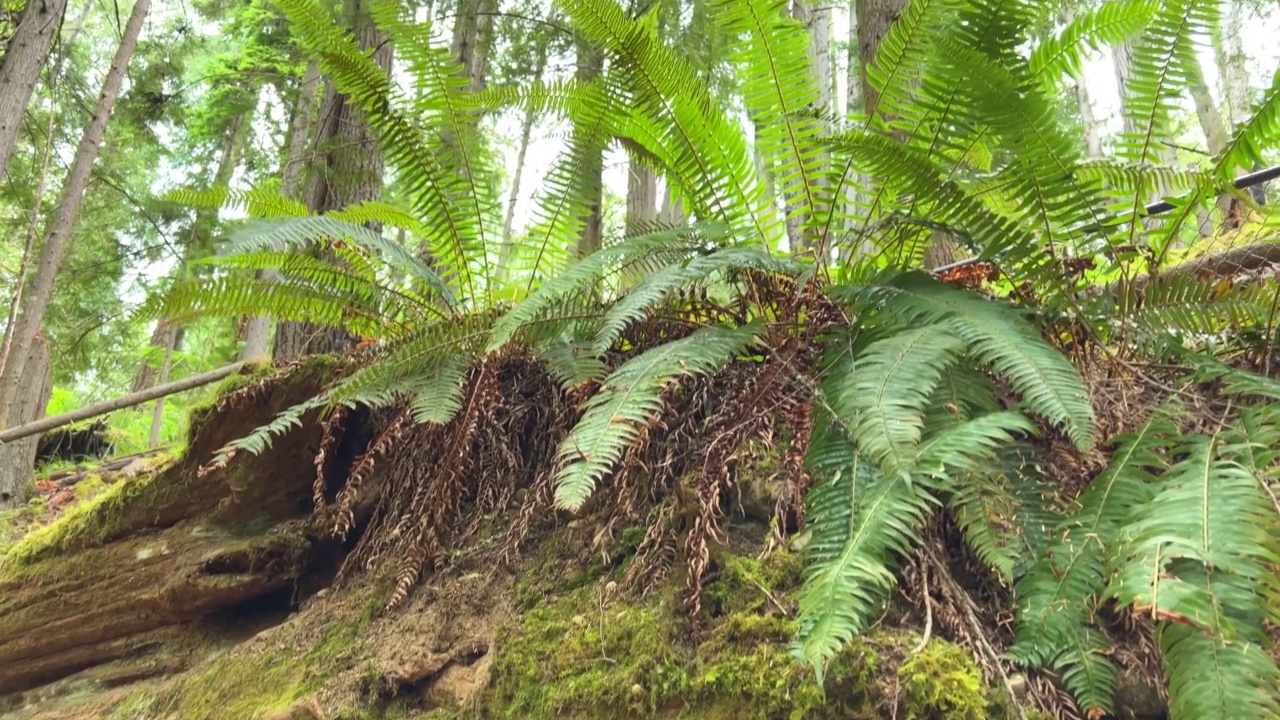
0;358;1167;720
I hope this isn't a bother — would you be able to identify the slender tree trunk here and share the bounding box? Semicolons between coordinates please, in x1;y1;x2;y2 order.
273;0;393;362
450;0;497;93
1188;57;1234;235
0;0;70;184
240;61;321;362
621;154;657;289
659;182;686;225
496;51;545;283
855;0;907;120
1060;7;1103;158
787;0;833;256
0;335;52;509
574;37;604;258
0;0;150;425
136;111;249;391
1218;0;1251;129
1111;33;1140;138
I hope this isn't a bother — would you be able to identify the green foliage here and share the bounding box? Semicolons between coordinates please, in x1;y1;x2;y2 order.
140;0;1280;716
553;323;763;510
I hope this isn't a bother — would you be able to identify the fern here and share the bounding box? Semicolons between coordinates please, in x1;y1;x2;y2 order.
792;449;935;681
552;322;763;510
842;324;967;478
1105;431;1280;720
838;272;1096;450
1028;0;1156;86
1010;412;1175;713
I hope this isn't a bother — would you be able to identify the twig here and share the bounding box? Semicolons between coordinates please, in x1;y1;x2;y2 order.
911;561;933;654
922;544;1030;720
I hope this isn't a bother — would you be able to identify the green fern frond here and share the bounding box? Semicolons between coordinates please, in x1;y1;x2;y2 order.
1106;434;1280;639
1183;352;1280;401
163;187;309;218
1028;0;1155;86
1012;411;1175;666
562;0;777;245
1160;624;1280;720
1051;628;1120;717
791;450;935;681
839;272;1096;450
222;215;456;306
137;274;388;339
1216;67;1280;179
552;322;763;511
592;245;800;354
713;0;826;240
486;224;732;352
278;0;493;302
840;324;967;478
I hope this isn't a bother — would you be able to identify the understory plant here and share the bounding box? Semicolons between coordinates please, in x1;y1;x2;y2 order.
147;0;1280;717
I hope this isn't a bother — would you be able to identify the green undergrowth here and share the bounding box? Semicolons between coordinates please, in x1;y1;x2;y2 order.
0;459;174;572
486;538;1010;720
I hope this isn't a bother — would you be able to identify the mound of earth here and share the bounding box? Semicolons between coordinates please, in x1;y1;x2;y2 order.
0;358;1163;720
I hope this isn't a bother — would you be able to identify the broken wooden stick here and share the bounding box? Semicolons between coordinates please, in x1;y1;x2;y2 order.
0;362;252;445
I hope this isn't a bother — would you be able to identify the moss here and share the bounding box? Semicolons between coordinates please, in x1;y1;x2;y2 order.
488;580;690;718
0;465;175;571
702;548;802;618
147;611;367;720
897;640;996;720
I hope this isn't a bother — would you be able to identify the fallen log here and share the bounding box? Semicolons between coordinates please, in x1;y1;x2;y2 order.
0;363;334;696
0;362;250;445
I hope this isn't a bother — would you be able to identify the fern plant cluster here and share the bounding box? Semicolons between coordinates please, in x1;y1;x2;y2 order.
147;0;1280;716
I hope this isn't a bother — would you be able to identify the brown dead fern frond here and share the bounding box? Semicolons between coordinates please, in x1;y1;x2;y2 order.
313;404;350;513
333;405;412;541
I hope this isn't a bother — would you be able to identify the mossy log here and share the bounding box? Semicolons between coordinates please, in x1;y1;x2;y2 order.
0;362;336;696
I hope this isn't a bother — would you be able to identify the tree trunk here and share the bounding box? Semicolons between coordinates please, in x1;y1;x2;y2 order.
273;0;393;363
787;0;833;256
450;0;497;94
240;61;321;362
855;0;907;120
0;0;150;426
0;335;51;510
1188;57;1234;235
1218;0;1251;129
574;37;604;258
496;53;544;283
0;0;70;184
1059;7;1103;158
621;155;657;289
659;182;686;225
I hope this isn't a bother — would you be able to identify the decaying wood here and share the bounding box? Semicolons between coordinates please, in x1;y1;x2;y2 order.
0;366;332;696
0;362;249;445
44;448;170;487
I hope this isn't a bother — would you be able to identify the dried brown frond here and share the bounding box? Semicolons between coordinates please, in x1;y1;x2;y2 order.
313;405;349;513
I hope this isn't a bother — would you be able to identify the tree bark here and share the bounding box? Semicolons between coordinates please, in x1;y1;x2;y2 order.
1218;0;1251;129
787;0;833;256
449;0;497;94
0;335;51;509
1187;57;1235;236
855;0;907;120
1060;7;1103;158
240;61;321;362
0;0;70;185
273;0;393;363
574;37;604;258
0;0;150;426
